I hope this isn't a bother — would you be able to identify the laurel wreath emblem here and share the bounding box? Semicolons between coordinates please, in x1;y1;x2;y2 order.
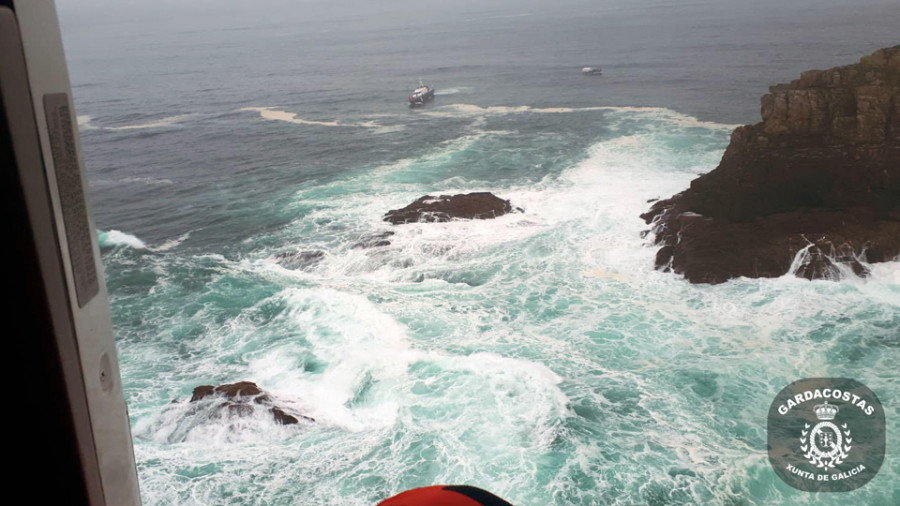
800;422;852;470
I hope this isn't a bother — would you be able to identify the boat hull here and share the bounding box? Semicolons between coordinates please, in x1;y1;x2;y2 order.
409;88;435;107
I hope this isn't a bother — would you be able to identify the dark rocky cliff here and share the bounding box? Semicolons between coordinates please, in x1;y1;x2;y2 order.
642;46;900;283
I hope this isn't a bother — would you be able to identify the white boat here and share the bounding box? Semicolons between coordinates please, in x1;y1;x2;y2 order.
409;78;435;107
582;67;602;75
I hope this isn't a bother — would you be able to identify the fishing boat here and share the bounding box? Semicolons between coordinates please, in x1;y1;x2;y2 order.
409;79;435;107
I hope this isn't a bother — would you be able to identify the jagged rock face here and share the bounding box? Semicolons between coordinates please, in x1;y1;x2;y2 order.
794;241;870;281
188;381;313;425
384;192;516;224
643;46;900;283
760;49;900;143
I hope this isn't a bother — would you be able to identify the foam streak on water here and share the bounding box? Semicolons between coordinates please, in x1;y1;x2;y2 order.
100;106;899;505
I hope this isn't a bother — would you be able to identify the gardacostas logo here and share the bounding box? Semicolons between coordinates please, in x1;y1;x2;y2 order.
768;378;885;492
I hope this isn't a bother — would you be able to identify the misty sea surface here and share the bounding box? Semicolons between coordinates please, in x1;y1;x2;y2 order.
59;0;899;504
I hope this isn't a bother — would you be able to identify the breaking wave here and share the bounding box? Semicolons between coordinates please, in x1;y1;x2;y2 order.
98;229;147;249
97;230;190;252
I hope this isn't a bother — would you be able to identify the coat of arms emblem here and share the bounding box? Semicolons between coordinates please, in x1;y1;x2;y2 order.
768;378;885;492
800;401;851;471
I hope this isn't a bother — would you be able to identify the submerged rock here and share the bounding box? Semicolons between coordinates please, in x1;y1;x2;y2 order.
384;192;516;224
642;46;900;283
352;231;395;249
188;381;312;425
275;250;324;270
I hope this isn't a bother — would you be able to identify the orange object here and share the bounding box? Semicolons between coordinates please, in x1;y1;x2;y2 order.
377;485;513;506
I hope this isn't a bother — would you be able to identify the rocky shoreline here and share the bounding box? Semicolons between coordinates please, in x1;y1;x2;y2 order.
642;46;900;283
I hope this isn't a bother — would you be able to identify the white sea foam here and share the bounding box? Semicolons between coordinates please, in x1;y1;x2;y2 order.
122;176;174;185
77;113;195;131
240;107;342;126
434;87;470;96
77;114;99;130
133;283;569;503
97;229;193;252
421;103;742;130
868;260;900;285
119;104;900;505
257;288;416;430
152;232;191;252
267;120;712;291
240;106;405;133
90;176;174;188
106;114;196;131
98;229;147;249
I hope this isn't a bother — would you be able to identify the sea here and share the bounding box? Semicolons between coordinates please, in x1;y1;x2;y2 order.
57;0;899;504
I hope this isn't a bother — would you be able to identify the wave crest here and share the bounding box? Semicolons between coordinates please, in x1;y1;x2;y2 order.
98;229;147;249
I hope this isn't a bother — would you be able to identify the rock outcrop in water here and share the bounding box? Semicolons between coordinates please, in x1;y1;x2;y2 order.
384;192;517;224
352;231;395;249
188;381;313;425
275;250;324;270
642;46;900;283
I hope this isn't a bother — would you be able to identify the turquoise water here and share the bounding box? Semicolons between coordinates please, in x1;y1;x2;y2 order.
95;106;899;504
62;0;900;503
